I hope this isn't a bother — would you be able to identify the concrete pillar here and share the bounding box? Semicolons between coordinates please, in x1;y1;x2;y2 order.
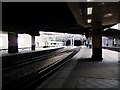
112;38;114;47
110;38;112;46
118;39;120;47
73;36;74;46
8;32;18;53
114;38;116;47
31;35;35;50
63;40;66;46
106;39;108;46
92;22;103;61
116;38;118;47
71;38;72;46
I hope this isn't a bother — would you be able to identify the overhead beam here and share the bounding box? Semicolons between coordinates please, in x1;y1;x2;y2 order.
67;2;84;27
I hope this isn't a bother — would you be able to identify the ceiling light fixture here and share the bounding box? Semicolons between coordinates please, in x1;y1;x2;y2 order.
104;13;112;17
80;9;82;15
87;19;91;23
101;2;105;5
87;0;94;2
87;7;93;15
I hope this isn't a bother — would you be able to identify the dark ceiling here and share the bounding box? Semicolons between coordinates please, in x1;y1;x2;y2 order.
3;2;81;35
67;2;119;28
2;2;120;36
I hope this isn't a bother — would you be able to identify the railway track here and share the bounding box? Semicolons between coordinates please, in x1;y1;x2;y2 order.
102;47;120;52
2;47;80;90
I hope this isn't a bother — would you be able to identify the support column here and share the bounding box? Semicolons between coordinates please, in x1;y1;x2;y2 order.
92;22;103;61
31;35;35;50
71;37;72;46
73;36;74;46
8;32;18;53
112;38;114;47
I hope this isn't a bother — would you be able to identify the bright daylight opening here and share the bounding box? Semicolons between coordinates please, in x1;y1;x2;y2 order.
0;31;86;52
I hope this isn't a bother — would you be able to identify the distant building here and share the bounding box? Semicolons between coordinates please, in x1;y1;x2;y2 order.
102;36;120;47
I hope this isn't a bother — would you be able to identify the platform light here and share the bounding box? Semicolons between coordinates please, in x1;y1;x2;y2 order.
104;28;109;31
87;7;93;15
87;19;91;23
87;0;94;2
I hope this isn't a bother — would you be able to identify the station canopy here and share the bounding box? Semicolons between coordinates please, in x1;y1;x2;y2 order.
110;23;120;30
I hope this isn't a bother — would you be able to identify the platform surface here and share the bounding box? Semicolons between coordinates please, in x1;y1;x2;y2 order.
1;46;65;57
36;46;119;89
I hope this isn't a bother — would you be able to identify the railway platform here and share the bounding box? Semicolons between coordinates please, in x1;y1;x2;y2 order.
36;46;119;89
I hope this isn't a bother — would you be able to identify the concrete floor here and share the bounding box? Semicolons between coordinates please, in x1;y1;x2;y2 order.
36;46;119;89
